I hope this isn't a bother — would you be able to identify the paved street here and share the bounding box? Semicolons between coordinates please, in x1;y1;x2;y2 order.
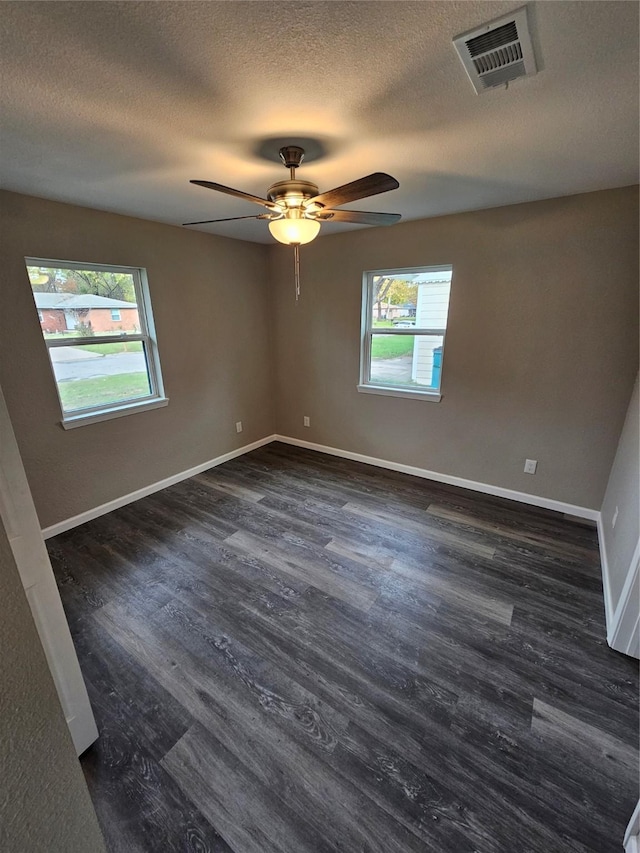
370;355;413;383
50;349;146;381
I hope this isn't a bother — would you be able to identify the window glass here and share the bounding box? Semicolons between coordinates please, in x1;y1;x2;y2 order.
361;267;452;398
26;260;164;421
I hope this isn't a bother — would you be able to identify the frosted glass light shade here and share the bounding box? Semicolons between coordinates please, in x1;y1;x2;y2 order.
269;216;321;245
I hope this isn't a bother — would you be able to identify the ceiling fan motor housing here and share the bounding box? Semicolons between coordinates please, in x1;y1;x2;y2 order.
267;179;320;209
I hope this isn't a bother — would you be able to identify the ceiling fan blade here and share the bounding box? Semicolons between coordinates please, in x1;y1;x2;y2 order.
183;214;271;226
190;180;278;210
309;173;399;209
317;209;401;226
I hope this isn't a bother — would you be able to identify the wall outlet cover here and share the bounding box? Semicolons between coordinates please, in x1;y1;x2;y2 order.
524;458;537;474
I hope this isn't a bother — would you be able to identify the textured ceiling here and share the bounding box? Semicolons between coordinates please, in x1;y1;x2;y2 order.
1;1;638;243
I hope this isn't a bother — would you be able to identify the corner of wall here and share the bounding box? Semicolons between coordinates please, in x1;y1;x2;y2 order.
598;373;640;657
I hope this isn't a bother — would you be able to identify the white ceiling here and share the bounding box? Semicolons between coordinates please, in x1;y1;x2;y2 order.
1;1;638;243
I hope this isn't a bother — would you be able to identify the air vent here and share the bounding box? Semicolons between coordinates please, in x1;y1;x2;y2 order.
453;6;537;94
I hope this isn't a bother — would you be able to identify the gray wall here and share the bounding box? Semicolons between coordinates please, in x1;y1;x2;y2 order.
1;186;637;524
0;517;105;852
0;191;274;529
600;374;639;611
269;186;639;510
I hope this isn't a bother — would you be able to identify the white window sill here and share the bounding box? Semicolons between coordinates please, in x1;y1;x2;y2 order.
61;397;169;430
357;384;442;402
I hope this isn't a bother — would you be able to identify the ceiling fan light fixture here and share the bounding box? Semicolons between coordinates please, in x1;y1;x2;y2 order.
268;213;321;245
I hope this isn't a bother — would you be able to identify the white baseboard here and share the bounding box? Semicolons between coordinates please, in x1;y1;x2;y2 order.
42;431;600;542
45;430;632;656
274;434;600;521
41;435;277;539
276;435;640;658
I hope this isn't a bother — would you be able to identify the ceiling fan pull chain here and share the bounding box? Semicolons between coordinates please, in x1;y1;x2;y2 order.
293;244;301;301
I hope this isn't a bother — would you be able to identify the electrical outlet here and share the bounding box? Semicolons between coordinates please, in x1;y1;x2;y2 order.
303;416;310;428
524;459;537;475
612;506;619;528
235;421;243;434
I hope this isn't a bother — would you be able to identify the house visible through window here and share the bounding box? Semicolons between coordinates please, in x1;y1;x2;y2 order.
25;258;166;427
359;265;453;401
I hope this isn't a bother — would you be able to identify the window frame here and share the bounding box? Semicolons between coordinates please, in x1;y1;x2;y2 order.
358;264;452;402
26;257;168;429
110;308;122;321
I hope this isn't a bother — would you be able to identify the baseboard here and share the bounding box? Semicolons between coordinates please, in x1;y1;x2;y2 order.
274;435;600;521
276;436;636;650
44;430;624;652
42;430;600;544
41;435;277;539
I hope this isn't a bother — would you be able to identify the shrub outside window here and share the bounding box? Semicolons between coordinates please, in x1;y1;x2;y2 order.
25;258;167;428
359;265;453;401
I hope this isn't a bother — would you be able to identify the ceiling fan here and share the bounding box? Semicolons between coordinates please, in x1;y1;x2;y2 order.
183;146;401;298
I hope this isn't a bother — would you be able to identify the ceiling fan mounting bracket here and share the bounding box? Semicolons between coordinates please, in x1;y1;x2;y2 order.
278;146;305;170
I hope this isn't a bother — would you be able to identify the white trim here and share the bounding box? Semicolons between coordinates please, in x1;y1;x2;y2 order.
41;429;601;541
365;328;447;336
1;383;98;755
597;514;615;627
26;256;146;275
42;435;276;538
609;539;640;656
625;801;640;853
273;435;600;520
597;513;640;655
27;256;166;427
364;264;454;278
360;265;452;398
47;333;145;348
61;396;169;429
357;384;442;402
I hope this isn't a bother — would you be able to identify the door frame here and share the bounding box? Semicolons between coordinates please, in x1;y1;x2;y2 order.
0;383;97;755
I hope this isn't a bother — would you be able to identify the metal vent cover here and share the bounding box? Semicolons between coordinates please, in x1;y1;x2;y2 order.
453;6;537;94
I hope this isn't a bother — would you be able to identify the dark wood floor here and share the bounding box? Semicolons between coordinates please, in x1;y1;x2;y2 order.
48;443;638;853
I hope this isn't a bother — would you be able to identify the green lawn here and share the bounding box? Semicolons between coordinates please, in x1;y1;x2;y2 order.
371;335;414;359
60;372;150;412
81;341;143;355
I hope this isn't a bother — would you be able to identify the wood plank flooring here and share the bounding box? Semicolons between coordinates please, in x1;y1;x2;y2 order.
47;442;639;853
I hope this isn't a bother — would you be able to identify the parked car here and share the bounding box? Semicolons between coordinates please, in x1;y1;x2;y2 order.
394;321;415;328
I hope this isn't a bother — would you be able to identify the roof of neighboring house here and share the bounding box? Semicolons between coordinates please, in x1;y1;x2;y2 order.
33;293;137;310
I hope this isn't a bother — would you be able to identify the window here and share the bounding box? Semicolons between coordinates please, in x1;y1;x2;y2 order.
359;265;453;401
25;258;167;428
